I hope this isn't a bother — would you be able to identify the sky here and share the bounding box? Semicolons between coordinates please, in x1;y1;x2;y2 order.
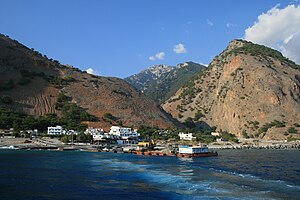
0;0;299;78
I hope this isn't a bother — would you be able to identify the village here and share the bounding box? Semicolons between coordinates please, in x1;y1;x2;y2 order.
0;125;205;153
1;125;300;154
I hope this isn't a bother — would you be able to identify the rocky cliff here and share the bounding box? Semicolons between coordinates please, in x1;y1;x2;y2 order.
0;34;178;130
125;62;205;104
163;40;300;140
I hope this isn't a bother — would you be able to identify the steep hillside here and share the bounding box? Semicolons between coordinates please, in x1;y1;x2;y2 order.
163;40;300;140
0;34;178;130
125;62;205;104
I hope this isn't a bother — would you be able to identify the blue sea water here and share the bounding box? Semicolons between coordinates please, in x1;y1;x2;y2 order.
0;149;299;200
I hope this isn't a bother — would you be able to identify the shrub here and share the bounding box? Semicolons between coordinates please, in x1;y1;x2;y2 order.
227;41;299;69
294;123;300;127
242;130;249;138
2;79;15;90
194;111;204;121
18;77;31;85
287;127;297;134
221;131;238;143
258;120;286;133
103;113;117;121
183;117;195;129
57;92;71;103
0;96;13;104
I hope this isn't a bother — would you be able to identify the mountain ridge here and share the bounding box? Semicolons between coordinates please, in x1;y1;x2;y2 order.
162;39;300;140
125;62;205;104
0;34;178;131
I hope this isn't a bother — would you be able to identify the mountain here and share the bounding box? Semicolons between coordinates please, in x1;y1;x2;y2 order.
0;34;178;131
163;39;300;140
125;62;205;104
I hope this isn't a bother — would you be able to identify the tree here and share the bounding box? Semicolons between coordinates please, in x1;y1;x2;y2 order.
183;117;195;129
76;132;92;142
3;79;15;90
194;111;204;121
0;96;13;104
103;113;117;121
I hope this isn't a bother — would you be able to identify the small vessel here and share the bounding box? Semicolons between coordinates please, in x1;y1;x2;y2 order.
0;145;18;150
176;145;218;158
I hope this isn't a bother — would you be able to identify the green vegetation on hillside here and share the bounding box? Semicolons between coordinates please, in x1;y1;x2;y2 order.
61;132;93;143
287;127;297;134
17;69;46;86
103;112;117;121
45;76;74;87
0;105;96;134
174;70;206;109
258;120;286;134
0;96;13;104
0;79;15;91
0;90;98;134
55;92;97;125
228;41;299;69
220;131;239;143
126;62;205;104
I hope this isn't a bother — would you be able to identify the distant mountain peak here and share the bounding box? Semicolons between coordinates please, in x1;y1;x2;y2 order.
125;62;205;104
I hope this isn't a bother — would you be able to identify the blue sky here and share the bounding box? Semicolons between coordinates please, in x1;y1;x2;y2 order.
0;0;297;78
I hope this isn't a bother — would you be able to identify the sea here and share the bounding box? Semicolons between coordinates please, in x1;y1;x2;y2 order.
0;149;299;200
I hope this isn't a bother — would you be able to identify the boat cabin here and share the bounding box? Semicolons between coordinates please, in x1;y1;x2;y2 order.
178;146;209;154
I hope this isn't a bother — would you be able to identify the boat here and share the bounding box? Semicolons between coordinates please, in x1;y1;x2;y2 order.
0;145;18;150
176;145;218;158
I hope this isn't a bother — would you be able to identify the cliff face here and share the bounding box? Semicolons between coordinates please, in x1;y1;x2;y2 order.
125;62;205;104
163;40;300;139
0;34;177;130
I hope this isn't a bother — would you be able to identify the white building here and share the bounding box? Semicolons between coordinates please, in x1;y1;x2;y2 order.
84;127;104;135
94;133;113;141
117;139;138;145
178;132;196;141
47;126;65;135
109;126;140;139
84;127;115;141
211;132;221;136
65;130;78;135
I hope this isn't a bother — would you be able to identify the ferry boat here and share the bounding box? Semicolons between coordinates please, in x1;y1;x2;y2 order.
176;145;218;158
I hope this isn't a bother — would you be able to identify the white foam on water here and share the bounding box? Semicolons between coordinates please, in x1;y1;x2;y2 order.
89;157;298;199
209;167;300;192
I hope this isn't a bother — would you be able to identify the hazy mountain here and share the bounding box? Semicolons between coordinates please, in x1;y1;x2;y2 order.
125;62;205;104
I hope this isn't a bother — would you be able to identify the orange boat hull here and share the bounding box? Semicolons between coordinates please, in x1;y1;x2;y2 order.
176;152;218;158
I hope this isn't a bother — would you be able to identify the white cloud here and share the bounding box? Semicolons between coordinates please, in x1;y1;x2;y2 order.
173;43;187;54
156;52;165;59
86;67;98;75
149;56;156;61
149;52;165;61
244;4;300;64
206;19;214;26
226;23;236;28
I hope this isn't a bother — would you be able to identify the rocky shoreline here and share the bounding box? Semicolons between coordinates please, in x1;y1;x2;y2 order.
209;139;300;150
